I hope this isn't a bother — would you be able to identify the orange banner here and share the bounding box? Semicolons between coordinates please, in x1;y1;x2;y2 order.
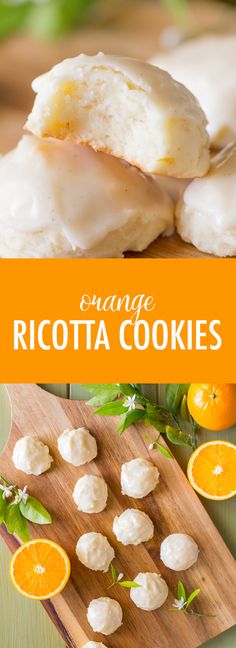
0;258;235;382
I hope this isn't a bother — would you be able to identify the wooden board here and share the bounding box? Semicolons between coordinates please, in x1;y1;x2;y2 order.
0;384;235;648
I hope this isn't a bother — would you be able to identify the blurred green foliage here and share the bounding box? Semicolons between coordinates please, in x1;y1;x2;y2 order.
0;0;235;40
0;0;97;38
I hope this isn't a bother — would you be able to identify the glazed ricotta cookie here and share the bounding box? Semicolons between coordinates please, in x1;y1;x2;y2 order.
76;532;115;572
0;135;174;258
176;143;236;257
26;52;210;178
160;533;199;571
113;508;154;545
151;35;236;148
87;597;123;636
83;643;107;648
130;572;168;611
73;475;108;514
58;427;97;466
121;458;159;498
12;436;53;476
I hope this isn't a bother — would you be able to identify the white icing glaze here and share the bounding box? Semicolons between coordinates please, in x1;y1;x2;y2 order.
113;508;154;545
176;143;236;256
152;34;236;147
76;532;115;572
0;135;174;258
26;53;209;178
12;436;53;476
160;533;199;570
58;427;97;466
121;458;159;498
130;572;168;610
87;597;123;635
73;475;108;513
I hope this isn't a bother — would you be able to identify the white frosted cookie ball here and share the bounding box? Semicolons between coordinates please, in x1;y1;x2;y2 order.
27;53;209;178
12;436;53;476
73;475;108;514
76;532;115;572
0;135;174;259
113;509;154;546
151;35;236;148
176;143;236;257
160;533;199;571
58;427;97;466
130;572;168;611
121;458;159;498
83;643;108;648
87;597;123;635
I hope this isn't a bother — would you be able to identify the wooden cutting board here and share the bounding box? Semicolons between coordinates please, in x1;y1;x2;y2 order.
0;384;236;648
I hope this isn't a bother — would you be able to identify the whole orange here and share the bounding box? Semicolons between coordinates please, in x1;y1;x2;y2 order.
187;384;236;431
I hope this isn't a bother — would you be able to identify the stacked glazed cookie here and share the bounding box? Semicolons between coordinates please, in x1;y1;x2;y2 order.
0;53;210;258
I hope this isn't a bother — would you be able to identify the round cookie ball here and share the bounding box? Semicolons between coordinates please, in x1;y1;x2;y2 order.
130;572;168;610
58;427;97;466
12;436;53;476
83;643;108;648
160;533;199;571
73;475;108;514
113;508;154;546
121;458;159;498
87;597;123;636
76;532;115;572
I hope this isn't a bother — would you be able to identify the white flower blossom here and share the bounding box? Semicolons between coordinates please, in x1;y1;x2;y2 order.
0;484;15;499
17;486;29;504
148;443;154;450
124;395;136;412
117;573;124;582
172;597;186;610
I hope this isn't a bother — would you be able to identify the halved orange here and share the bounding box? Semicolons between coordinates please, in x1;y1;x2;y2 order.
187;440;236;500
10;538;71;600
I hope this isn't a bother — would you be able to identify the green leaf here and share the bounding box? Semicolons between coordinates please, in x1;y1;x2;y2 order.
118;409;146;434
166;425;192;447
165;385;189;414
110;563;117;583
94;401;126;416
19;496;52;525
155;442;173;459
178;581;186;601
180;394;190;422
84;384;120;407
118;384;138;396
148;419;167;435
0;3;30;39
185;589;201;610
0;493;7;524
4;503;29;543
119;581;141;588
146;403;165;422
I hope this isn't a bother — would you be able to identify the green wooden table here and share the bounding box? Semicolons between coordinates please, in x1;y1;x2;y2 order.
0;384;235;648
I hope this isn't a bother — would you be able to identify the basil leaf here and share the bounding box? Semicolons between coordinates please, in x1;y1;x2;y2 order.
110;563;117;583
155;443;173;459
166;425;192;447
178;580;186;601
185;589;201;610
119;581;141;588
84;384;120;406
165;384;189;413
4;503;29;542
19;496;52;525
0;493;7;524
118;409;146;434
95;401;126;416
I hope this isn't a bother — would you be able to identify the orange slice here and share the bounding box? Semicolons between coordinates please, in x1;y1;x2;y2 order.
187;440;236;500
10;538;71;600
